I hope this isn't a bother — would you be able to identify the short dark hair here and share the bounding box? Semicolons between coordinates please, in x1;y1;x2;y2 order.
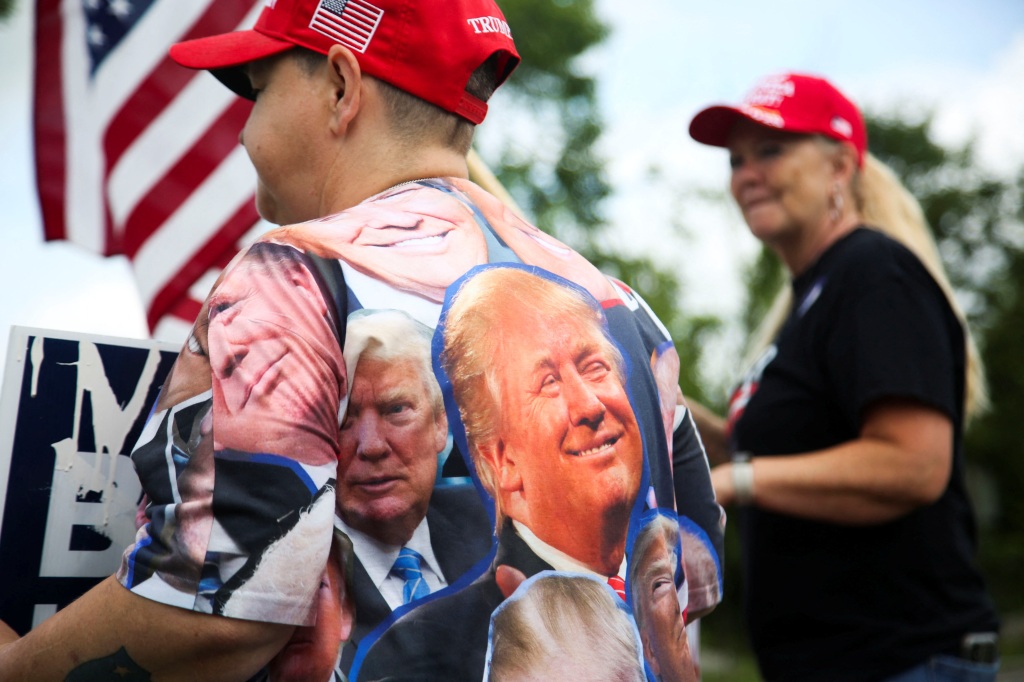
290;47;501;155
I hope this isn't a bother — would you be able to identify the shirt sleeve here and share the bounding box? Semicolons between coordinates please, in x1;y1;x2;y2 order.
118;241;346;626
672;406;725;617
824;252;961;430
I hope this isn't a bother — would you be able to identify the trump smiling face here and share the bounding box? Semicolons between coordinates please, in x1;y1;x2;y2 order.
454;269;643;576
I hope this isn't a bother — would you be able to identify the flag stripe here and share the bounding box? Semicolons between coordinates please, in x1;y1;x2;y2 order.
62;2;109;254
133;146;257;305
102;2;260;254
121;99;252;258
108;75;241;236
145;199;258;329
36;0;264;338
101;2;256;166
34;0;69;243
167;298;204;329
153;314;197;347
90;1;211;129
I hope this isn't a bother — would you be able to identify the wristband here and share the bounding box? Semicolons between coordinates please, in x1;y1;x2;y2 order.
732;452;754;506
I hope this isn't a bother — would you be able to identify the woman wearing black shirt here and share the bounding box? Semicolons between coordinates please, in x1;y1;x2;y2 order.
687;72;999;681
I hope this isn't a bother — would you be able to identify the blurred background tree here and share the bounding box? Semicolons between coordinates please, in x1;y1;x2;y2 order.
488;0;719;406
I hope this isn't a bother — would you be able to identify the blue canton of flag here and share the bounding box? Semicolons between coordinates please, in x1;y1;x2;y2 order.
82;0;157;74
321;0;349;13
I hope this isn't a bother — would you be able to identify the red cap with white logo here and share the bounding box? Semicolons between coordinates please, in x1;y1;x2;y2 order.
688;72;867;165
170;0;520;124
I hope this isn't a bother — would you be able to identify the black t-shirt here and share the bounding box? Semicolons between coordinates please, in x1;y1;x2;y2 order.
729;227;998;681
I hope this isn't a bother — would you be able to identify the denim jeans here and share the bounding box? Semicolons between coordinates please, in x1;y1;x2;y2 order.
882;654;999;682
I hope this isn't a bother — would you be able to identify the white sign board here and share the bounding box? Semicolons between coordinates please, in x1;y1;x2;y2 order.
0;327;178;632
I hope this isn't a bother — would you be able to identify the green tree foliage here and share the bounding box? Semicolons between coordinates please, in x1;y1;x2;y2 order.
739;246;786;340
0;0;14;21
968;235;1024;616
494;0;610;248
489;0;716;404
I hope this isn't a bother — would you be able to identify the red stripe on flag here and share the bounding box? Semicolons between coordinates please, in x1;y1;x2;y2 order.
122;98;253;258
102;1;256;168
166;296;204;328
102;1;259;255
214;246;242;271
146;197;258;329
34;0;68;243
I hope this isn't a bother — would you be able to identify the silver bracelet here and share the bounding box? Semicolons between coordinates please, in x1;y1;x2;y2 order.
732;452;754;506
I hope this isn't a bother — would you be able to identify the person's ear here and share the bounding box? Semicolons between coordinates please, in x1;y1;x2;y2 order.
476;439;522;493
493;443;523;493
831;141;859;185
325;44;362;135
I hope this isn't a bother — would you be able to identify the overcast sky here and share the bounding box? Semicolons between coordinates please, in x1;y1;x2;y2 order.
1;0;1022;388
590;0;1024;308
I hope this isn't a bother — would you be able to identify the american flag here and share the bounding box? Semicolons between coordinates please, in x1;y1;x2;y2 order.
34;0;268;343
310;0;383;54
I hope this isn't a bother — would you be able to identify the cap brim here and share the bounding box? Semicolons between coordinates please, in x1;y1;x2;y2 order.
688;105;749;148
170;29;294;70
170;30;295;100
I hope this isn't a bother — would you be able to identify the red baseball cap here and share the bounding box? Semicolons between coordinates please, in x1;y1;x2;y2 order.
688;73;867;165
169;0;520;125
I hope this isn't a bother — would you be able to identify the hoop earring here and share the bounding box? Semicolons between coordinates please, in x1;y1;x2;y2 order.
829;184;844;223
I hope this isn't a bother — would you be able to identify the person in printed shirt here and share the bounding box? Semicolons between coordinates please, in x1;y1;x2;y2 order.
0;1;723;680
0;0;517;678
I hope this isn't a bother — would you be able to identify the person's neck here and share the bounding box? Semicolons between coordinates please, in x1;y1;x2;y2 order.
781;212;861;277
517;516;628;577
325;145;470;215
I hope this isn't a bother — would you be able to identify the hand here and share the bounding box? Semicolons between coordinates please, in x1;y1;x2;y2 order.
710;463;736;507
495;565;528;599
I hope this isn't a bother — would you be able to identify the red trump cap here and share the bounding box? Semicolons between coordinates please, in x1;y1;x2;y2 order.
689;72;867;165
169;0;520;125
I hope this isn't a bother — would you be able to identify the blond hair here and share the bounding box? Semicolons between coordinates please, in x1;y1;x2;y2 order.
744;150;987;420
487;573;645;682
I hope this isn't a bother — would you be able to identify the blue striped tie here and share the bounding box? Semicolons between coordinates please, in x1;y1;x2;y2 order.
391;547;430;604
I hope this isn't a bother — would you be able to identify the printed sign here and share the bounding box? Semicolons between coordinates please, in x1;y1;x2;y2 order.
0;327;178;633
